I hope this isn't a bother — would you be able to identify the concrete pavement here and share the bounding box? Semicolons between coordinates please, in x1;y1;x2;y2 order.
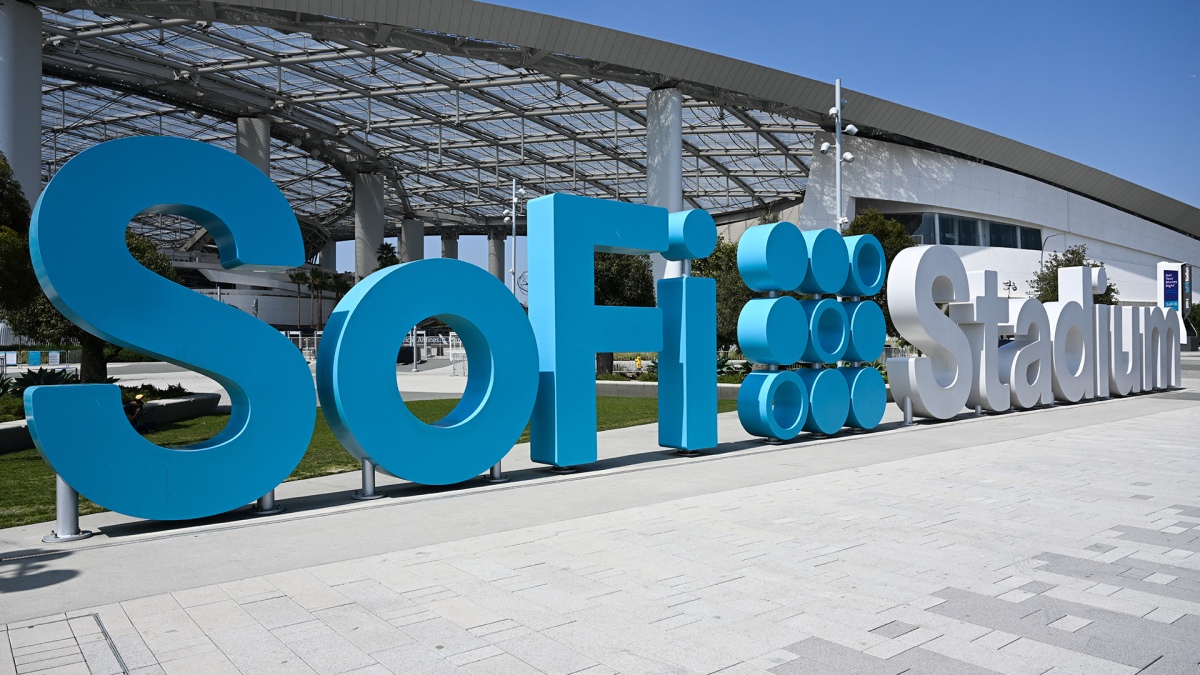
0;363;1198;673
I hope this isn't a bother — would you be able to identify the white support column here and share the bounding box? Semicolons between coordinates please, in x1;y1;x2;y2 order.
646;87;684;280
236;117;271;176
488;232;506;281
319;239;337;271
441;232;459;260
235;117;273;288
354;173;385;282
0;0;43;199
400;218;424;263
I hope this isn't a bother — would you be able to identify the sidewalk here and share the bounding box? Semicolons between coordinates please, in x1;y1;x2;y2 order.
1;371;1198;673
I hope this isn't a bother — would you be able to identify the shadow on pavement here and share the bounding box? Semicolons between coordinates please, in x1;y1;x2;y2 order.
0;548;78;593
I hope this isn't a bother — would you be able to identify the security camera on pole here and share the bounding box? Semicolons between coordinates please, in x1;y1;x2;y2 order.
490;178;525;485
819;78;858;233
502;178;526;297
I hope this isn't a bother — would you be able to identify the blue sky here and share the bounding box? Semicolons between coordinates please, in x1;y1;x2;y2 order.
340;0;1199;275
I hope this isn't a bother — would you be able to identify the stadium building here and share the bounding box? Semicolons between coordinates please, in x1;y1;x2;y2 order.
1;0;1196;341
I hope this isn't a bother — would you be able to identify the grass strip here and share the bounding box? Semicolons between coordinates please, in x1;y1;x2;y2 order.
0;396;736;529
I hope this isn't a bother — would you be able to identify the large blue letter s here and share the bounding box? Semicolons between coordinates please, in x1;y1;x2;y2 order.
27;137;315;520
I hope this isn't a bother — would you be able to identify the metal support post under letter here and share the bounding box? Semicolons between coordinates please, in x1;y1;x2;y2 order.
902;396;914;426
410;327;419;372
352;459;385;500
43;475;92;543
485;461;510;484
251;489;284;516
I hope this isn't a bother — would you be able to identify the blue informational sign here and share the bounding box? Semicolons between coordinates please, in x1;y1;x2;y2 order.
1164;269;1179;312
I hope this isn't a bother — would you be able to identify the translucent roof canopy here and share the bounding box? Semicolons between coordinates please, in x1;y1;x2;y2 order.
37;5;816;259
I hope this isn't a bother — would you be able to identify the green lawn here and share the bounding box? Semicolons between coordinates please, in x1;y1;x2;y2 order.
0;396;737;530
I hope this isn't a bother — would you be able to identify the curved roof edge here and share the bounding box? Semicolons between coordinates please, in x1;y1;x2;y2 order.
44;0;1200;237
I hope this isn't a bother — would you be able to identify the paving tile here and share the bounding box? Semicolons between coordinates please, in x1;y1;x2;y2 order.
242;596;316;630
312;604;415;654
371;643;465;674
397;617;489;657
1047;615;1092;632
7;622;73;650
775;637;905;675
170;585;231;610
495;632;596;675
158;649;241;675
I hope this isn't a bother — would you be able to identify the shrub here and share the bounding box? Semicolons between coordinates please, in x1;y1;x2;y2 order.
0;394;22;422
13;367;78;394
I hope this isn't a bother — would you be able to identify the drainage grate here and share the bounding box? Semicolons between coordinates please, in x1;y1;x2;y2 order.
5;613;130;674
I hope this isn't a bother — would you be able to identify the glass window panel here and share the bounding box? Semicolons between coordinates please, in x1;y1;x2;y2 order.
914;212;934;245
1020;227;1041;250
957;218;978;246
989;222;1018;248
938;214;956;245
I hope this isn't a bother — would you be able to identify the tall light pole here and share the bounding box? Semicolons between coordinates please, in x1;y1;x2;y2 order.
502;178;526;297
1040;232;1065;265
820;78;859;232
490;179;525;485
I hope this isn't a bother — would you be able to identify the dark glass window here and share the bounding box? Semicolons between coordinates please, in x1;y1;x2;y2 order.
939;214;955;245
1020;227;1041;250
957;218;979;246
989;222;1019;248
878;212;935;245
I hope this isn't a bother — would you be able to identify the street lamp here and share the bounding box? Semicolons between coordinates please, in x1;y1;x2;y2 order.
820;78;858;232
1040;232;1065;264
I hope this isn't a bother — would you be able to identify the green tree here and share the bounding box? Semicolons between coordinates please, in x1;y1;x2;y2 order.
330;271;353;302
287;269;309;334
308;269;331;332
1028;244;1119;305
594;252;655;374
845;208;916;338
690;236;762;350
0;151;179;382
375;241;398;270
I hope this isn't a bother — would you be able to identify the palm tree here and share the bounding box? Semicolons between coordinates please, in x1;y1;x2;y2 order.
287;270;309;334
331;272;353;302
306;269;324;333
375;242;399;270
309;269;330;332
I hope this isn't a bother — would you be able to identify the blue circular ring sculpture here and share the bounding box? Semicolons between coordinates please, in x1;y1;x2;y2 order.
843;300;886;362
737;296;808;365
798;368;850;434
799;228;849;294
842;366;887;430
799;298;849;364
840;234;886;296
737;222;807;292
737;371;809;440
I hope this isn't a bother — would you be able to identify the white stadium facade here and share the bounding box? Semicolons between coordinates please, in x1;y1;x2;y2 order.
0;0;1196;345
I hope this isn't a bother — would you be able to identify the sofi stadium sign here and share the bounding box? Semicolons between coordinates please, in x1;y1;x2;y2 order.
25;138;1182;522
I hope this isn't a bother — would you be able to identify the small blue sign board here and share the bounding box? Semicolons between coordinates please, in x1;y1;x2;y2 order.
27;351;40;366
1164;269;1179;312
